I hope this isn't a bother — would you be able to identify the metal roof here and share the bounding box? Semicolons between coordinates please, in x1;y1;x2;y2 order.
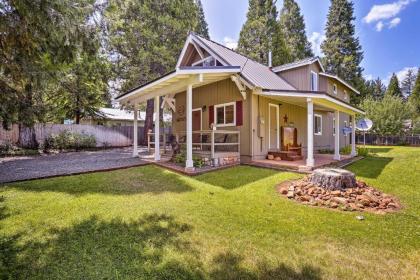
98;108;171;122
191;33;296;91
271;57;325;72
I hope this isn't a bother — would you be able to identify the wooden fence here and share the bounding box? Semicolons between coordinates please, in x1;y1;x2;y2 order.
0;124;171;148
356;133;420;146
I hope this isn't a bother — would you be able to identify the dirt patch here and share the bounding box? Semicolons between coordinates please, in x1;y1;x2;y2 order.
276;177;401;214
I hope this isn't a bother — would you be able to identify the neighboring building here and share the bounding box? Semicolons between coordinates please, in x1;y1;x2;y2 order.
116;32;363;170
80;107;171;127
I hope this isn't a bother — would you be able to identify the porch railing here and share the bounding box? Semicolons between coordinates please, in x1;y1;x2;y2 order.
148;130;240;159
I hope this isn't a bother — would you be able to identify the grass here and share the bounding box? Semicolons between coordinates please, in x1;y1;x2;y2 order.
0;146;419;279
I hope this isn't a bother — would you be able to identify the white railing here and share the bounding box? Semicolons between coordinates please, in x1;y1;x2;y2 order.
148;130;240;159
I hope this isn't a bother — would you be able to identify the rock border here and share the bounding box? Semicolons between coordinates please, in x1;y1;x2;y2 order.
276;178;401;214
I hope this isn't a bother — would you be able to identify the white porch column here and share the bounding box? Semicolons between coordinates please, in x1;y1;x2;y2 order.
154;96;161;161
351;114;357;156
185;84;194;169
306;98;314;167
132;105;138;157
334;110;341;160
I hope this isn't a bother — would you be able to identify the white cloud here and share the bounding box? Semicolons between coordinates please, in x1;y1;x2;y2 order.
363;0;415;24
223;36;238;50
389;17;401;28
383;66;418;85
375;21;384;31
364;74;374;81
309;32;326;57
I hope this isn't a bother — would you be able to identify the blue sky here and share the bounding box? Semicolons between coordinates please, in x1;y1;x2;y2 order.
201;0;420;84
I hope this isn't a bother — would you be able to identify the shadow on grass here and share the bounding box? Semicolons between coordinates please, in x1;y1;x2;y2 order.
7;165;194;195
367;147;393;154
348;156;393;179
195;166;279;190
1;212;322;280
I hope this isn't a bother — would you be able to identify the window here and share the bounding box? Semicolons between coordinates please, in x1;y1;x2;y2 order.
344;90;348;100
333;84;337;95
215;102;235;126
192;56;217;67
314;114;322;135
344;120;348;137
310;71;318;91
333;118;336;136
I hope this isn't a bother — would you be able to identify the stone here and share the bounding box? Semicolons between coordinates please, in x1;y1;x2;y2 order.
279;187;288;195
287;191;294;199
356;215;365;220
332;197;347;205
388;202;398;208
330;202;338;208
267;154;274;160
274;156;281;161
331;190;341;196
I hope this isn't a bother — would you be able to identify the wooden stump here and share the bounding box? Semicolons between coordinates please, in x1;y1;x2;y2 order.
309;168;356;190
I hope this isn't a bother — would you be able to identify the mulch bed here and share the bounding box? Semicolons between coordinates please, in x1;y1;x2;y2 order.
276;177;401;214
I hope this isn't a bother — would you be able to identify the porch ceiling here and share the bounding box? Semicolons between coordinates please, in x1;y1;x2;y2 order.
117;67;241;105
256;91;364;115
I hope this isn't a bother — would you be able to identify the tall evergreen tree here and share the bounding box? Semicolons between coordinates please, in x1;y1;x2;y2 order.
106;0;202;144
237;0;283;64
401;69;417;98
321;0;363;84
385;73;403;98
195;0;210;39
279;0;313;62
409;69;420;115
373;77;386;100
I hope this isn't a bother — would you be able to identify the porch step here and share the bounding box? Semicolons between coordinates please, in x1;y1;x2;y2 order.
267;151;301;161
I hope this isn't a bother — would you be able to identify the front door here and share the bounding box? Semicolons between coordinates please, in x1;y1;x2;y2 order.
269;104;279;150
192;109;202;144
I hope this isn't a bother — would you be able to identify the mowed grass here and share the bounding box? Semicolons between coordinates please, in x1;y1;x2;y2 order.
0;146;419;279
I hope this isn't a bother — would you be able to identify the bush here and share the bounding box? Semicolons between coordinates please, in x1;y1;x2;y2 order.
172;150;205;168
0;141;39;157
357;146;370;157
340;145;351;155
43;130;96;151
318;148;334;154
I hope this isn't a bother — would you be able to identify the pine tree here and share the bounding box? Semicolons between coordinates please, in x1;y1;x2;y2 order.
386;73;403;98
373;77;386;100
321;0;363;84
409;69;420;115
196;0;210;39
279;0;313;62
401;69;417;99
237;0;282;64
106;0;202;145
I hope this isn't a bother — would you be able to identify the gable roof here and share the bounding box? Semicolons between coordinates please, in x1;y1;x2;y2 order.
271;57;325;73
189;33;296;91
319;73;360;94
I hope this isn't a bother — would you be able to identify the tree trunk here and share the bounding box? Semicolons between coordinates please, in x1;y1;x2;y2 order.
309;168;356;190
142;98;154;146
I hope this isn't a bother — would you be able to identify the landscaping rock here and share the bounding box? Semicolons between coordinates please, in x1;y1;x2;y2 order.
277;175;401;214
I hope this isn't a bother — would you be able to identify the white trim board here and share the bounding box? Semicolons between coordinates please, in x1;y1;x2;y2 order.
268;103;280;150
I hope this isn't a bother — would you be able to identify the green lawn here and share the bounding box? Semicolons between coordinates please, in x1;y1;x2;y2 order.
1;146;419;279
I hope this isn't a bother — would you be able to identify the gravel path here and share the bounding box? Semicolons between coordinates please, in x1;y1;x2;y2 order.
0;148;148;183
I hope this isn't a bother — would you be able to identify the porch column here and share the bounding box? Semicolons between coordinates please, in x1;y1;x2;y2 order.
185;84;194;170
154;96;161;161
306;98;314;167
334;110;341;160
351;114;357;156
132;104;138;157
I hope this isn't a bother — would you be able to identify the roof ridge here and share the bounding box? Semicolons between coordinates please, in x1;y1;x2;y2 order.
190;32;270;69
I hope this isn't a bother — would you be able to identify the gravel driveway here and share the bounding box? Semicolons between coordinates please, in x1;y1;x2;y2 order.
0;148;148;183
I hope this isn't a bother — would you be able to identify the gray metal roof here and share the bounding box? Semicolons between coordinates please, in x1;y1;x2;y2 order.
192;33;296;91
271;57;323;72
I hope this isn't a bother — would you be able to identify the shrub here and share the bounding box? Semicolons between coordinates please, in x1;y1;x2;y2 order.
340;145;351;155
172;150;205;168
43;130;96;151
357;147;370;157
318;148;334;154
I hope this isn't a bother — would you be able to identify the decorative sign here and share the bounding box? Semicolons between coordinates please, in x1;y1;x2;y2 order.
283;114;288;124
342;127;352;135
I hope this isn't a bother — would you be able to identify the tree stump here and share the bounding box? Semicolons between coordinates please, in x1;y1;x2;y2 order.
309;168;356;190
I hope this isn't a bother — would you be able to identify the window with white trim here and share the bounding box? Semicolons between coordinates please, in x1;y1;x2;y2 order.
333;118;336;136
215;102;235;127
344;90;348;100
344;120;348;137
310;71;318;91
333;84;337;95
314;114;322;135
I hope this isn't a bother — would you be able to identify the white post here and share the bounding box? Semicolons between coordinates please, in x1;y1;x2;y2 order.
154;96;161;161
185;84;194;170
306;98;314;167
132;105;138;157
334;110;341;160
351;114;357;156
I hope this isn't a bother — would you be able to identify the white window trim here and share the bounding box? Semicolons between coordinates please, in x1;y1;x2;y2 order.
214;102;236;127
311;71;318;91
314;114;322;135
333;117;336;136
344;90;348;100
191;55;216;67
333;84;337;95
